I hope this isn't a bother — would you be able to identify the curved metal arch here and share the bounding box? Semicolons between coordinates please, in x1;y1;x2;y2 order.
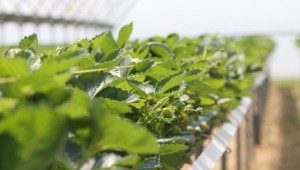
0;0;137;44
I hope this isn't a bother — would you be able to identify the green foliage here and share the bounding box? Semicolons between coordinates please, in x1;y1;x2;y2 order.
296;37;300;48
0;25;274;170
0;57;29;77
159;144;188;168
0;105;65;170
117;22;133;48
19;33;38;53
92;32;118;54
82;99;158;156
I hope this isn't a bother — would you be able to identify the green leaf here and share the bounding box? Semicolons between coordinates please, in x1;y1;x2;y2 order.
0;98;17;117
36;50;87;75
138;157;158;170
48;160;71;170
56;89;90;119
156;71;188;93
110;56;132;78
130;59;156;74
19;33;38;53
82;100;158;156
127;79;155;97
149;42;172;58
117;22;133;48
230;78;253;91
0;57;29;77
188;80;218;96
2;73;71;98
146;65;176;82
96;87;139;103
199;96;215;106
181;62;210;70
50;140;82;170
99;48;126;63
69;72;116;99
66;39;91;53
137;46;149;59
91;55;124;70
218;98;240;108
159;74;186;93
92;32;118;55
0;104;65;170
174;46;196;59
159;144;188;168
102;98;132;115
159;59;179;70
205;79;226;89
116;155;140;167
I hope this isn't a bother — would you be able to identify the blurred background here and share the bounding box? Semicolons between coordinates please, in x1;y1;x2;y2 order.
0;0;299;80
0;1;299;169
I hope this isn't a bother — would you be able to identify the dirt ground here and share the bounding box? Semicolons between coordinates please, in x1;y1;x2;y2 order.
251;82;300;170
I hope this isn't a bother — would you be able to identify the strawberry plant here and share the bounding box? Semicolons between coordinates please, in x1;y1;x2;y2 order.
0;23;274;170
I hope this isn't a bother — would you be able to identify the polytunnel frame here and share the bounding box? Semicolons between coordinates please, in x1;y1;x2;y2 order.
0;0;136;44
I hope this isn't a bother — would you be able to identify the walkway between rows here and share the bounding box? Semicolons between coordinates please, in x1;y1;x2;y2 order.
251;82;300;170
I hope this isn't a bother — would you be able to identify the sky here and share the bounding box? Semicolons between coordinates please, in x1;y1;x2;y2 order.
118;0;300;37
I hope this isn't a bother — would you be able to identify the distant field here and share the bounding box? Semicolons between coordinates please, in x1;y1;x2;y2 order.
272;80;300;87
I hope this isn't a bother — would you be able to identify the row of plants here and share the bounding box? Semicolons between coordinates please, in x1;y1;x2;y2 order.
0;23;274;170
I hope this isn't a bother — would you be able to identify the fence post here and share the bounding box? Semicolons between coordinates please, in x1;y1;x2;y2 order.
221;154;227;170
236;127;241;170
253;88;261;145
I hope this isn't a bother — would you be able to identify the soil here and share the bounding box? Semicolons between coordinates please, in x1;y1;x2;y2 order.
251;83;300;170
